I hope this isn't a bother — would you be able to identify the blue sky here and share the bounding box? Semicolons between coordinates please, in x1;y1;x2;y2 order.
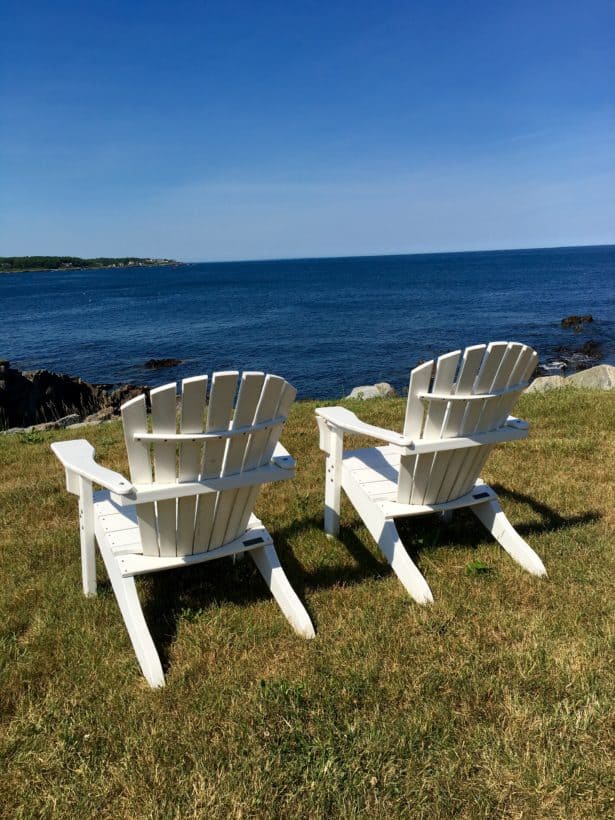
1;0;614;260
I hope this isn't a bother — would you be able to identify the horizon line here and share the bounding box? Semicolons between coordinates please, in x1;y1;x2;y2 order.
181;242;615;265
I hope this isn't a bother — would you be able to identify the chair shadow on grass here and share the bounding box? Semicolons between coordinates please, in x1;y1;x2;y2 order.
109;489;599;674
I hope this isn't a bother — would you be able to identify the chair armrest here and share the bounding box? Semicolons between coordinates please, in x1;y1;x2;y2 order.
315;406;411;447
51;440;134;495
506;416;529;431
271;441;296;470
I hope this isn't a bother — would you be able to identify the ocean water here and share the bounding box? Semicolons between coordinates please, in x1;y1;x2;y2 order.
3;245;614;398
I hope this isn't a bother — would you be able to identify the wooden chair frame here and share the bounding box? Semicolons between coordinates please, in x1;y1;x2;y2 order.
315;343;547;604
53;371;314;687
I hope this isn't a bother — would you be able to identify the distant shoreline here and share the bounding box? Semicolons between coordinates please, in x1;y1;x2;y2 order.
0;256;183;274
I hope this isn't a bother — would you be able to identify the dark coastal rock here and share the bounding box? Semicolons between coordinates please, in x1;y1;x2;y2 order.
144;358;183;369
561;314;593;331
0;362;104;429
550;340;604;371
106;384;150;410
0;360;150;431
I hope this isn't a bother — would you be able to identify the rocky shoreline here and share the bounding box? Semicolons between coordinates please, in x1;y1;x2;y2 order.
2;357;614;435
0;360;149;433
1;314;612;431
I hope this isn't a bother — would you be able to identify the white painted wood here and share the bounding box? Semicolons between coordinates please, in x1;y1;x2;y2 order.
211;372;265;548
410;350;460;504
398;360;434;502
323;425;343;537
341;460;434;604
315;406;411;446
434;343;492;502
121;395;153;484
251;543;316;638
456;342;526;495
78;476;97;596
95;521;165;687
377;521;434;604
52;370;311;687
116;519;274;576
314;408;527;456
466;345;539;496
121;394;159;556
341;447;499;516
134;416;285;441
231;374;286;540
271;441;295;469
111;462;296;505
314;343;546;603
472;498;547;576
150;383;179;557
408;427;527;452
194;371;238;552
177;376;207;555
51;440;133;495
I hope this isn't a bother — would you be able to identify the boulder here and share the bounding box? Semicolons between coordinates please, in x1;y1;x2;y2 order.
144;358;183;369
566;364;615;390
561;314;593;331
84;407;115;423
525;376;567;394
30;413;82;432
346;382;396;399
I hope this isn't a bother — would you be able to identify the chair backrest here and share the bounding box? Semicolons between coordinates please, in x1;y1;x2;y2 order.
121;371;296;557
397;342;538;505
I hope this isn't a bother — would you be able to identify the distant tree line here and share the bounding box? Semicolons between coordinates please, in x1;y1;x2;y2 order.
0;256;175;272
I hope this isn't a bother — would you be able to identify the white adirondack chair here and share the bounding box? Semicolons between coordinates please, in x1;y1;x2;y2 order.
315;342;547;604
52;371;315;687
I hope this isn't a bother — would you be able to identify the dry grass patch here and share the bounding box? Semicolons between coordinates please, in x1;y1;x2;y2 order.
0;390;613;817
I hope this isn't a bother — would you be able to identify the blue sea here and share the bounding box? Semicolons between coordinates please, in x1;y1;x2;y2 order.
3;245;614;398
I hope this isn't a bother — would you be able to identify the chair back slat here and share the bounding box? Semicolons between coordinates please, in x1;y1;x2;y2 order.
150;383;179;556
396;343;536;506
445;343;517;499
397;361;433;500
120;371;295;558
208;372;266;548
177;376;208;554
458;344;538;497
408;350;461;504
225;375;288;543
428;344;489;503
193;372;239;552
122;395;152;483
122;395;159;556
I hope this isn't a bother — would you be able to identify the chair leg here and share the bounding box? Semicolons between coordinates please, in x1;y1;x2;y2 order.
251;543;315;639
318;419;343;538
377;520;434;605
324;453;342;538
472;497;547;577
99;543;166;688
78;477;97;596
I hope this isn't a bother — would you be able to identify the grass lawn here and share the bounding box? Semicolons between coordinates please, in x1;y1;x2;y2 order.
1;389;613;818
